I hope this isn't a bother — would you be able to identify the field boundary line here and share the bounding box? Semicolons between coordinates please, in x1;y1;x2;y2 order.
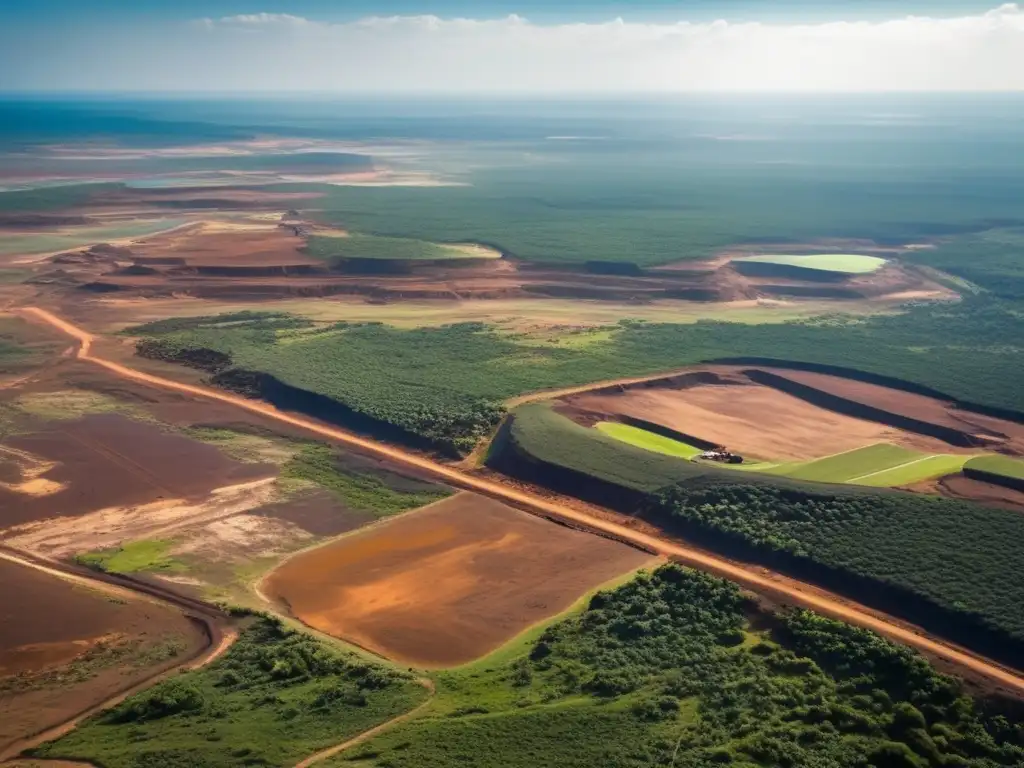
846;453;941;483
17;305;1024;696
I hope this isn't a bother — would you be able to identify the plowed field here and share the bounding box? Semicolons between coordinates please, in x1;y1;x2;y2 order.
263;493;653;667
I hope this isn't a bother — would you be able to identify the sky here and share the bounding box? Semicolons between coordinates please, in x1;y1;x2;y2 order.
2;1;1023;93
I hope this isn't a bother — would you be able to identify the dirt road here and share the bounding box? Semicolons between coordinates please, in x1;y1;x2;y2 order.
0;548;236;763
18;306;1024;695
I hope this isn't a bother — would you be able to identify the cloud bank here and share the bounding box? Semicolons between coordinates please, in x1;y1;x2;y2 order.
11;5;1024;91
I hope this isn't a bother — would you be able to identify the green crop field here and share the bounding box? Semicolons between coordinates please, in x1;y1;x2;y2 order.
305;233;496;262
31;617;427;768
594;422;703;460
0;218;187;256
766;443;926;483
323;565;1024;768
852;453;970;487
965;454;1024;482
733;253;888;274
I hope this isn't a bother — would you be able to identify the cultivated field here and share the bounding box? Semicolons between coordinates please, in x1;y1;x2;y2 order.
262;493;654;667
0;559;206;755
732;253;888;274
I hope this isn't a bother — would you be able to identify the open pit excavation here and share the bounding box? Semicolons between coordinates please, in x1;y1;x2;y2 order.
17;305;1024;697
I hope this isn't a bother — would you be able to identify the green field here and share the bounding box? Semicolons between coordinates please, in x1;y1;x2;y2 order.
31;618;427;768
733;253;888;274
76;539;185;575
594;421;703;460
965;454;1024;482
305;232;497;262
594;421;970;488
321;565;1024;768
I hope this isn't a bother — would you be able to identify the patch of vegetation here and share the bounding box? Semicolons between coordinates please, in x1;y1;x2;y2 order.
765;443;926;483
0;635;185;696
13;389;139;421
734;253;888;274
32;617;427;768
76;539;186;575
327;566;1024;768
306;233;484;262
965;455;1024;482
649;482;1024;659
283;443;450;517
128;290;1024;455
127;311;313;337
594;421;703;459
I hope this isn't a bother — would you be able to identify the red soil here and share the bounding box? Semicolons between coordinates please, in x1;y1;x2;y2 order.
263;493;653;667
0;558;206;752
563;369;974;462
0;413;272;527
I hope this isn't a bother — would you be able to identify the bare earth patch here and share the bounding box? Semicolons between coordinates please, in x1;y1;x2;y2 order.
262;493;654;667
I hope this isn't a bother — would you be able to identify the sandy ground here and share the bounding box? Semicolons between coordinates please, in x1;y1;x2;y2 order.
262;493;653;667
566;378;970;461
0;558;206;753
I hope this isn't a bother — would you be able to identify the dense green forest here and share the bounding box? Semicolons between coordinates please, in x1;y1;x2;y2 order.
32;617;427;768
129;288;1024;455
648;482;1024;662
326;566;1024;768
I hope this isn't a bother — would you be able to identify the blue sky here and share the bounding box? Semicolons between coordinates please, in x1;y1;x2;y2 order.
2;1;1022;92
0;0;1003;23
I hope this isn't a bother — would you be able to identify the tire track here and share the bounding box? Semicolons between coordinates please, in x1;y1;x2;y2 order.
17;305;1024;695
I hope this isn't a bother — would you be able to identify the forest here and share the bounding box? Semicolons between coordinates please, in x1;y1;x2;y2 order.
326;565;1024;768
30;616;427;768
648;482;1024;664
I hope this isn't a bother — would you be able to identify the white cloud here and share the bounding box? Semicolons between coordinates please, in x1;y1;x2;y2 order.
9;5;1024;92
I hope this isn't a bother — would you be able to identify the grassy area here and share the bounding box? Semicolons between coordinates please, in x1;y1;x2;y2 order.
592;424;970;488
733;253;888;274
594;421;703;460
282;443;450;516
326;565;1024;768
128;292;1024;456
31;618;428;768
306;233;496;262
965;454;1024;482
853;453;970;487
76;539;185;575
766;443;926;483
13;389;144;421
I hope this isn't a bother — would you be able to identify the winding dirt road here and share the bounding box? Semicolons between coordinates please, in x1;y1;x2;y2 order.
0;548;237;764
18;306;1024;695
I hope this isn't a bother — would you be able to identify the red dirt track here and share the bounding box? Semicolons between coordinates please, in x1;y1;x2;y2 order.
0;557;207;754
18;305;1024;696
263;494;653;666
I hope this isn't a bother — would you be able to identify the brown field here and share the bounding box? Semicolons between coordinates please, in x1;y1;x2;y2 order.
0;558;206;753
931;474;1024;513
760;367;1024;454
262;493;653;667
563;368;978;461
0;413;273;528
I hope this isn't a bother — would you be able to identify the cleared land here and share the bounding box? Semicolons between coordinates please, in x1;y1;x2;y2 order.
0;413;273;528
0;558;206;754
563;370;972;463
263;493;653;667
733;253;888;274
